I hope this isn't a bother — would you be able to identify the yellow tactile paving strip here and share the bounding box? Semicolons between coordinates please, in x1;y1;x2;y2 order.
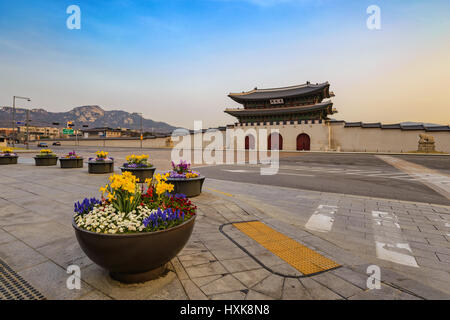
233;221;340;276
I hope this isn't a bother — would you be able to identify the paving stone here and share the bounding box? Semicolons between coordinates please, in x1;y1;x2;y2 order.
416;256;450;272
436;252;450;263
201;274;246;296
18;261;92;300
348;284;421;300
146;277;188;300
191;275;223;287
185;261;228;279
379;269;450;299
37;236;93;269
203;238;238;251
251;274;284;299
181;279;209;300
252;251;286;268
178;240;209;256
78;290;113;300
233;268;271;288
351;264;450;298
0;228;16;245
312;272;363;298
0;240;48;271
282;278;312;300
243;243;268;256
331;267;369;290
245;290;275;300
230;235;257;247
271;263;302;277
211;291;247;300
210;246;250;261
298;277;342;300
193;231;224;242
426;238;450;248
4;220;72;249
178;251;217;268
410;241;450;255
0;209;54;227
171;257;189;280
221;256;261;273
80;263;185;300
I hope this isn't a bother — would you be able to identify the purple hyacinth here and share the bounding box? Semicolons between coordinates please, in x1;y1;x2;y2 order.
142;207;186;229
74;198;101;216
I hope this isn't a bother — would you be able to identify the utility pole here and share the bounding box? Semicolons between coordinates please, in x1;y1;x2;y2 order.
12;97;15;147
12;96;31;148
26;109;30;149
140;113;143;149
75;123;78;147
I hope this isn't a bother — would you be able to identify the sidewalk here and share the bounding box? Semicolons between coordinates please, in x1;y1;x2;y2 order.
0;164;449;299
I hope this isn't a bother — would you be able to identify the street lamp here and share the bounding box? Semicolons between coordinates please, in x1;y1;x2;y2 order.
139;113;144;149
12;96;31;147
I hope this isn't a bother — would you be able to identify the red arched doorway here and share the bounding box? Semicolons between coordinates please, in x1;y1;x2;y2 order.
245;135;255;150
297;133;310;151
268;132;283;150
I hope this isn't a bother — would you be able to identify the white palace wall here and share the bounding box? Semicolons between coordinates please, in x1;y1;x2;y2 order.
40;120;450;153
232;120;450;153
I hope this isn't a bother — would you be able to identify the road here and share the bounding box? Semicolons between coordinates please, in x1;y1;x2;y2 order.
197;153;450;205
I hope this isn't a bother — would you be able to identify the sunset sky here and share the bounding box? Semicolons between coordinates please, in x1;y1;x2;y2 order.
0;0;449;129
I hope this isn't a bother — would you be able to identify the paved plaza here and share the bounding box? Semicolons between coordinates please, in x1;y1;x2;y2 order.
1;148;450;299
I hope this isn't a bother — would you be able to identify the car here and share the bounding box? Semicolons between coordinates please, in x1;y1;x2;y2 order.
37;142;48;148
52;142;61;146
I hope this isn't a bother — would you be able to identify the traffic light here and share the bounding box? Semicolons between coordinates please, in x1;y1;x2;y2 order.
67;121;74;128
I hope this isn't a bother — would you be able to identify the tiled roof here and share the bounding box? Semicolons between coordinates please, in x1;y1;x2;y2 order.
228;82;330;102
225;101;333;117
344;122;450;131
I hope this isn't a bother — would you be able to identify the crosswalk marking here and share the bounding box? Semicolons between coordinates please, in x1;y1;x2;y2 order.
221;161;450;186
371;211;419;268
305;205;337;233
279;165;437;182
221;168;315;177
377;155;450;200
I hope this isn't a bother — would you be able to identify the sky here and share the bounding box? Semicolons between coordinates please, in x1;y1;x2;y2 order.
0;0;449;129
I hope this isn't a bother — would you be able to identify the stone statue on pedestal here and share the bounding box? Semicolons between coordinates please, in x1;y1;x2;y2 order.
418;133;435;152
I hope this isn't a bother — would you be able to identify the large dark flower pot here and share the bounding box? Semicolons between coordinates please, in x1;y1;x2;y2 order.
0;156;18;165
167;176;205;197
72;215;196;283
88;161;114;174
60;158;84;168
34;156;58;166
120;166;156;182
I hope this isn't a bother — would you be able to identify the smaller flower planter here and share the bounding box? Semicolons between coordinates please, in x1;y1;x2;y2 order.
120;166;156;182
34;156;58;166
0;156;18;165
88;160;114;174
60;158;84;168
167;176;205;197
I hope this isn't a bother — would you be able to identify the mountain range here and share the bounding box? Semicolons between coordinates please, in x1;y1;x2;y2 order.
0;105;177;133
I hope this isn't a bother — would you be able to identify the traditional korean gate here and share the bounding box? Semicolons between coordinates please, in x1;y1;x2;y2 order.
297;133;310;151
245;135;255;150
268;133;283;150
